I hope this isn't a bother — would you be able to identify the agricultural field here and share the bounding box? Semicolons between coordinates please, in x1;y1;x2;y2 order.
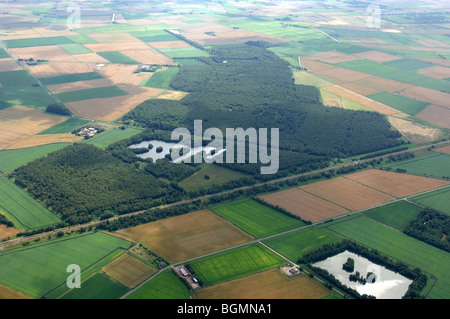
0;232;132;299
84;127;143;149
60;273;128;299
0;176;61;230
117;210;253;263
409;187;450;215
195;268;333;299
384;153;450;180
211;198;305;238
188;244;285;287
126;269;191;299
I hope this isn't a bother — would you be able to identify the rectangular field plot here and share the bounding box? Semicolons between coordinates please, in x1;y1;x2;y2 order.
140;67;179;89
320;216;450;299
85;128;143;149
117;210;253;263
258;188;349;223
126;269;191;299
188;244;285;287
368;92;428;115
39;72;103;85
60;273;128;299
4;36;75;48
56;85;128;102
344;169;450;198
211;198;305;238
102;253;157;289
97;51;140;64
362;200;422;231
0;232;132;299
415;104;450;129
195;268;332;299
384;153;450;180
263;227;341;262
0;177;60;230
58;43;92;55
410;187;450;215
299;177;395;212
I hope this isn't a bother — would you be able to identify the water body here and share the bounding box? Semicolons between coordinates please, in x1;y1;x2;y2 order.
312;251;412;299
128;140;225;163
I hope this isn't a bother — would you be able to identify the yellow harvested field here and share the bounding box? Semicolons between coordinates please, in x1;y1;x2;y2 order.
400;87;450;108
102;253;157;289
418;65;450;80
300;177;395;211
65;86;164;121
388;116;441;144
120;49;176;65
0;283;30;299
99;64;151;86
26;62;95;78
148;41;191;49
259;188;349;223
155;90;189;100
10;45;76;62
0;58;21;72
415;105;450;129
72;53;110;64
0;224;20;240
0;128;29;149
357;76;413;93
301;58;334;72
344;169;450;198
436;145;450;154
304;51;359;64
6;133;82;150
335;82;380;96
0;105;67;135
46;78;114;94
117;210;253;263
317;66;372;82
195;269;331;299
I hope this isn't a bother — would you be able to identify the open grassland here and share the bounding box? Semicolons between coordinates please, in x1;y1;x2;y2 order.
0;177;61;230
320;216;450;299
60;273;128;299
178;164;247;191
368;92;429;115
410;187;450;215
361;200;422;231
56;85;128;103
0;143;69;173
188;244;285;287
211;199;305;238
263;227;341;263
344;169;450;198
0;232;132;299
195;268;332;299
141;67;179;89
259;188;349;223
384;153;450;180
85;128;142;149
299;177;395;212
117;210;253;263
126;269;191;299
102;253;157;289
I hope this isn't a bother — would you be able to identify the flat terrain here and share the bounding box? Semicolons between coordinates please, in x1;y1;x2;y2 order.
195;268;331;299
117;210;253;263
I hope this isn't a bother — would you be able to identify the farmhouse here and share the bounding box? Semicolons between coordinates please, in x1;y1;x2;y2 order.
76;127;97;137
178;266;191;277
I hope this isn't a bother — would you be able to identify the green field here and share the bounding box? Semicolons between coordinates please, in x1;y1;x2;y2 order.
39;72;103;84
320;215;450;299
410;187;450;215
0;143;70;173
178;164;247;190
0;70;55;109
97;51;141;64
56;86;129;102
0;232;132;298
188;244;285;287
126;270;191;299
59;43;92;55
385;153;450;180
174;58;206;66
263;227;341;262
85;128;143;149
159;47;210;58
4;36;75;48
137;34;179;42
140;67;179;89
384;58;435;70
212;199;305;238
60;273;128;299
0;48;9;59
367;92;429;115
362;200;422;230
0;177;61;230
66;34;97;44
38;118;91;135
